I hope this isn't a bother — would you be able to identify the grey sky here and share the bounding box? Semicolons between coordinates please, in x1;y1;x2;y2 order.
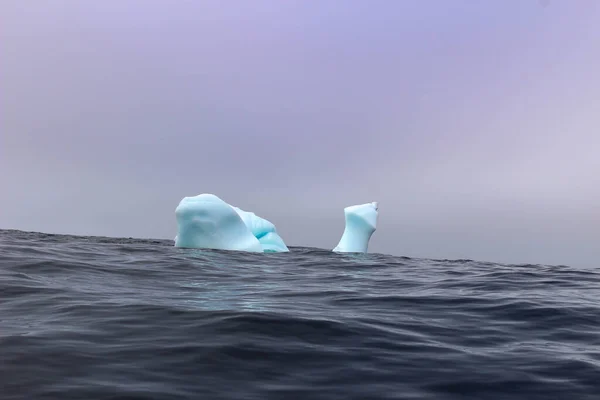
1;0;599;267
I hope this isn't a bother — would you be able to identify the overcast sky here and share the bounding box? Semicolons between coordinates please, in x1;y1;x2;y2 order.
1;0;598;267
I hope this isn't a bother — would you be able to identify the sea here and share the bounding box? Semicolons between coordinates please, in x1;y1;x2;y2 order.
1;229;599;400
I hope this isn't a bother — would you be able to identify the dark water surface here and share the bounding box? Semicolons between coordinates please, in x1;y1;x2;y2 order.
1;229;599;400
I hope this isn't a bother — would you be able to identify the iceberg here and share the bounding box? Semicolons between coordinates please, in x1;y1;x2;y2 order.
333;202;379;253
174;193;289;252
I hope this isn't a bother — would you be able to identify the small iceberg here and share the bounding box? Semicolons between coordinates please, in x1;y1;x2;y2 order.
174;194;288;252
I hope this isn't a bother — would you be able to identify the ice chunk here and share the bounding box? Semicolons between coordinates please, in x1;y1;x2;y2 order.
174;194;289;252
232;207;289;252
333;202;379;253
174;194;263;252
256;232;289;253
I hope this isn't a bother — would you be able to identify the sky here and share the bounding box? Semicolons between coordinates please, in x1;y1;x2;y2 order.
1;0;599;267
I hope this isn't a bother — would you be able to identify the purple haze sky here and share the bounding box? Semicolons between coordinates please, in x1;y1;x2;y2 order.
1;0;599;266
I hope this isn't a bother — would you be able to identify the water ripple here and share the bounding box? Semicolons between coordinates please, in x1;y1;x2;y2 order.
1;229;599;400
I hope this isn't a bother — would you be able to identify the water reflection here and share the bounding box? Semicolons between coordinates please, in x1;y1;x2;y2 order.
174;250;288;312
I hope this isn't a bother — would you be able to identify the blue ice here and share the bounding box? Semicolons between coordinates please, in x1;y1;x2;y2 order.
333;202;379;253
232;207;289;252
174;194;289;253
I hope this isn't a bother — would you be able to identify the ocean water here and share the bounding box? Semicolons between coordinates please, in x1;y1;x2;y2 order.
1;229;599;400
